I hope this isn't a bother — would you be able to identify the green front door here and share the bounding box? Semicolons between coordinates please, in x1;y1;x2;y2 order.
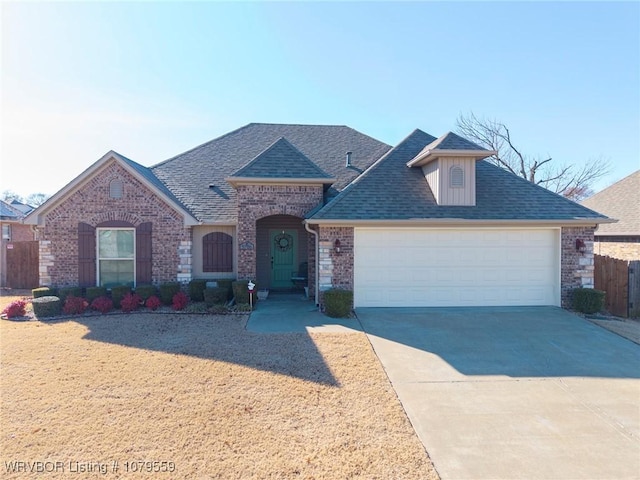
270;229;297;289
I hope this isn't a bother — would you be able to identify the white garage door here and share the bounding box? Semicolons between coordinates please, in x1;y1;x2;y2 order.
354;228;560;307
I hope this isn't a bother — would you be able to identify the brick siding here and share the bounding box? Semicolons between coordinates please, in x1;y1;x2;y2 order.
561;226;596;307
593;239;640;261
235;184;323;280
38;160;189;287
317;226;354;307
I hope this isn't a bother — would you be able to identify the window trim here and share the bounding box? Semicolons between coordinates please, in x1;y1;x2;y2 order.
96;227;136;287
109;179;124;199
202;231;233;273
1;224;11;241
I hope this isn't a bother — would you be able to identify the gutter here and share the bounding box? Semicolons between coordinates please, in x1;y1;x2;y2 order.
304;222;320;309
305;218;616;227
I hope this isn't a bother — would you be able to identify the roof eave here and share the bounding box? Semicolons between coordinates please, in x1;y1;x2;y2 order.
305;217;612;227
406;149;497;168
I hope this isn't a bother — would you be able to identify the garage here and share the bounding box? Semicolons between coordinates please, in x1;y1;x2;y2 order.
354;227;560;308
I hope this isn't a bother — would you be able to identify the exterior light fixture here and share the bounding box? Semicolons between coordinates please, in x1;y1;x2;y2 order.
575;238;586;254
334;239;341;254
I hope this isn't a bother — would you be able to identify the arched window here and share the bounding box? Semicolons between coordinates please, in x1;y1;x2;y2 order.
203;232;233;272
450;165;464;188
109;179;124;199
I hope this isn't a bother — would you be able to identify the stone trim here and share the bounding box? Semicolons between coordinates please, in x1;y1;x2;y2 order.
561;226;595;307
38;240;54;287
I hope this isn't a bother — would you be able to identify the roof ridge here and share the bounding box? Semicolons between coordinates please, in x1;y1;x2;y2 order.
583;169;640;202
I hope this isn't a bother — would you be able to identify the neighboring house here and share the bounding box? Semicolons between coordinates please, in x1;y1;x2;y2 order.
581;170;640;261
1;199;37;287
25;123;611;308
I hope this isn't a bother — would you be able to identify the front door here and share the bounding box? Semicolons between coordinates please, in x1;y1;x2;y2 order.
270;229;297;289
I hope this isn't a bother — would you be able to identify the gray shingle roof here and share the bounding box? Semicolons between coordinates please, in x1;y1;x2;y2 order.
230;137;333;180
0;199;24;220
310;129;610;222
425;131;488;151
581;170;640;235
151;123;391;223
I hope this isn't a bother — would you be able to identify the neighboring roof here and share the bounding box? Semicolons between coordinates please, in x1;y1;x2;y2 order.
25;151;199;226
309;129;610;224
581;170;640;235
0;199;25;220
228;137;334;183
151;123;391;223
406;131;495;168
10;199;34;215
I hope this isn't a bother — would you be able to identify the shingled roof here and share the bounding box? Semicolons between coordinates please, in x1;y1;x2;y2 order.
229;137;333;181
581;170;640;235
151;123;391;223
309;129;610;223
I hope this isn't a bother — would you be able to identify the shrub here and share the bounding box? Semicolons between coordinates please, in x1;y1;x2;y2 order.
185;302;208;314
216;279;234;300
110;285;131;309
2;299;27;319
159;282;181;306
172;291;189;311
58;287;82;304
209;304;230;314
232;280;257;305
32;287;52;299
63;296;89;315
232;303;252;313
85;286;107;303
189;279;208;302
135;284;157;301
572;288;606;314
323;289;353;318
145;295;162;311
91;296;113;314
31;296;62;318
204;287;229;306
120;293;142;313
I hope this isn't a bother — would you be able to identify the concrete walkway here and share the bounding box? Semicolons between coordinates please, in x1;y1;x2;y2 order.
246;293;362;333
357;307;640;480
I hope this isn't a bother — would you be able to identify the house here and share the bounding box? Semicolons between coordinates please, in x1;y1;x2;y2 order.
581;170;640;261
1;199;37;288
25;123;611;308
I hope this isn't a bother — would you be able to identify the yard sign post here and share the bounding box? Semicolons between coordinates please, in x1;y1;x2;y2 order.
248;281;255;311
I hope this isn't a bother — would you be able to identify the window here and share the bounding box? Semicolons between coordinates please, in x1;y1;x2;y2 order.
97;228;134;287
109;179;124;199
450;165;464;188
203;232;233;272
1;224;10;241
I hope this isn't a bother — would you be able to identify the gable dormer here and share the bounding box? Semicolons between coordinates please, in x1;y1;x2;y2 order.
406;132;495;206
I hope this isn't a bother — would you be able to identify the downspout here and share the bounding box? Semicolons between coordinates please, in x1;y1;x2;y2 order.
304;222;320;309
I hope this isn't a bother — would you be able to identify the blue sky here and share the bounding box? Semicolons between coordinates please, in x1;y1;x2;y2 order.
1;1;638;200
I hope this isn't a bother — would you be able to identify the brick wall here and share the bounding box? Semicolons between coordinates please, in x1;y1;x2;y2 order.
235;184;323;280
2;222;35;242
38;160;189;287
317;226;354;306
561;226;596;307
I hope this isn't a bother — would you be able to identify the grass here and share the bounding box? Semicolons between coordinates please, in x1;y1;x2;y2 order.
0;306;438;479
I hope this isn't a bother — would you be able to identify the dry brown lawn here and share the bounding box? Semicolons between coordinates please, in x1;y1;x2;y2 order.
1;301;438;479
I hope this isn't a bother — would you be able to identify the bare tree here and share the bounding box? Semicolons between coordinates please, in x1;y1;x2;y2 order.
1;190;23;203
456;112;610;201
25;193;49;207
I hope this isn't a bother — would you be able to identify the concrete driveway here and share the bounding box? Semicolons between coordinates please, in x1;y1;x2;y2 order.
357;307;640;480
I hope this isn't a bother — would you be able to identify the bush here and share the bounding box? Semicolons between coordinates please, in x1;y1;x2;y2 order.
323;289;353;318
135;284;157;301
572;288;606;314
32;287;52;299
32;296;62;318
172;291;189;311
110;285;131;309
121;293;142;313
63;296;89;315
86;286;107;303
58;286;82;304
91;296;113;314
2;299;27;319
232;280;257;305
189;279;208;302
145;295;162;311
216;279;234;300
159;282;181;306
204;287;229;306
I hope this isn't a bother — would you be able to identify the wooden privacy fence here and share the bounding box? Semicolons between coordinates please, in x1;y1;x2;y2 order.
594;254;640;318
5;240;39;289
